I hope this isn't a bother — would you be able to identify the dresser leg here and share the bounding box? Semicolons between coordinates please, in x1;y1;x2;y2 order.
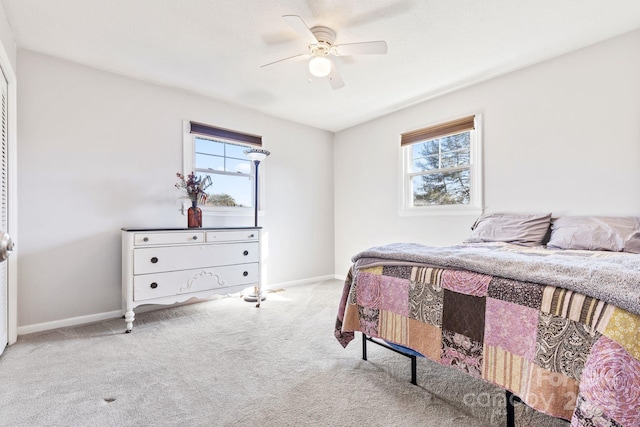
124;310;135;333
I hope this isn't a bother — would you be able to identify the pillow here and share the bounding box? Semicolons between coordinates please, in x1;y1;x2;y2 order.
464;212;552;247
547;216;640;252
624;230;640;253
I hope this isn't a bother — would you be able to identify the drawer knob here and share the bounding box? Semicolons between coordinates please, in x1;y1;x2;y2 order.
192;235;198;240
243;271;248;277
243;250;249;256
150;257;158;264
143;237;149;242
150;282;158;289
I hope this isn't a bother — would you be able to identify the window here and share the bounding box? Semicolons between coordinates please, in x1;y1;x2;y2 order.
400;115;482;214
183;121;263;213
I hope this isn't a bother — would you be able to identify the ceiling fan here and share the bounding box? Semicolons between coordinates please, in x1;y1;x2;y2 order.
261;15;388;90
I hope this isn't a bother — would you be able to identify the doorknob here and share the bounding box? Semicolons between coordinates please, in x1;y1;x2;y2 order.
0;231;14;262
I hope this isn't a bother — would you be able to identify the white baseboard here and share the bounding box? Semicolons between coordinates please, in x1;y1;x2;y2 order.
267;274;339;289
16;274;344;336
17;309;124;336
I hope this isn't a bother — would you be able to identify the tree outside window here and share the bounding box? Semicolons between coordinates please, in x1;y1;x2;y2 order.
411;132;471;206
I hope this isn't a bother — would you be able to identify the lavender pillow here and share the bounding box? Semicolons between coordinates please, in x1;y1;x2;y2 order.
465;212;552;247
547;216;640;252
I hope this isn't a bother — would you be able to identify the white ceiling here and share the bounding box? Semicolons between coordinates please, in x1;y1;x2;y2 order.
3;0;640;132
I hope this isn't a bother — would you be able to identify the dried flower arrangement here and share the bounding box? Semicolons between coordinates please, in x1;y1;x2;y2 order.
175;172;212;204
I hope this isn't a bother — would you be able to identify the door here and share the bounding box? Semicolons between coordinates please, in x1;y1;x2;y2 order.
0;68;10;356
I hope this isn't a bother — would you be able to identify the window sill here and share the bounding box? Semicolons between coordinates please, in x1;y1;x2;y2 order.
181;202;265;217
398;205;483;217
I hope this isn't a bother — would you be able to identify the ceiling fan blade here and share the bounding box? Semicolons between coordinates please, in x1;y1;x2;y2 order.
260;52;308;68
282;15;317;45
334;41;388;56
328;60;345;90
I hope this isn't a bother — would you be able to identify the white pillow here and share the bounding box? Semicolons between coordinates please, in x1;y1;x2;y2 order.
547;216;640;252
465;212;552;247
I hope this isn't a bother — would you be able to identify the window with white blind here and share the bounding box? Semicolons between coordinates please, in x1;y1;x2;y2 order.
183;121;263;214
400;115;483;215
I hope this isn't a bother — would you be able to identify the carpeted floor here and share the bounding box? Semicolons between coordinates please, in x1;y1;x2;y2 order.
0;280;568;426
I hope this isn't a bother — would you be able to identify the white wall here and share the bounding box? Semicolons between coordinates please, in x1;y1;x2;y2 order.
17;49;335;329
0;3;16;70
334;29;640;276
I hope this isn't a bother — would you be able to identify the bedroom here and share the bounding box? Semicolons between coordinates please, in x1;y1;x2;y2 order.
0;1;639;426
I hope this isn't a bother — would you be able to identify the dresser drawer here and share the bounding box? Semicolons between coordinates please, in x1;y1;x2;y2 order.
133;263;259;301
134;232;204;246
133;242;259;274
206;230;258;243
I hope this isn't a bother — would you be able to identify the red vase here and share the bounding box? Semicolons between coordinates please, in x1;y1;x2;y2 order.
187;201;202;228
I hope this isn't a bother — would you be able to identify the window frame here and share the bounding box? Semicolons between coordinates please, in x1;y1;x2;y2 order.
399;114;483;216
182;121;265;217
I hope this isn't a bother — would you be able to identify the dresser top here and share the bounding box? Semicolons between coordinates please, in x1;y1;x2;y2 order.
121;227;262;232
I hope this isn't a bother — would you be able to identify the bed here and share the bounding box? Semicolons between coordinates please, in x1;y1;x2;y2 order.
334;213;640;427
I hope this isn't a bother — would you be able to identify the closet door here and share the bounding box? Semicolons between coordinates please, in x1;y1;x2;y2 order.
0;69;8;356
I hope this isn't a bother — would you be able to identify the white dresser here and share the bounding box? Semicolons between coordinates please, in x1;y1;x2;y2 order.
121;227;261;332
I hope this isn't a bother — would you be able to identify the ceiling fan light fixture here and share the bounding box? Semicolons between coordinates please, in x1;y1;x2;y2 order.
309;56;332;77
262;15;388;89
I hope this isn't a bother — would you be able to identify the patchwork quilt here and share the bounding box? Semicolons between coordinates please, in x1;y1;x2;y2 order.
335;243;640;427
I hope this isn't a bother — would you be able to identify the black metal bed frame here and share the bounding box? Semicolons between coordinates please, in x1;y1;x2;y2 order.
361;333;523;427
362;333;418;385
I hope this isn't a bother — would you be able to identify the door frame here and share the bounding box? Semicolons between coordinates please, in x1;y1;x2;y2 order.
0;42;18;346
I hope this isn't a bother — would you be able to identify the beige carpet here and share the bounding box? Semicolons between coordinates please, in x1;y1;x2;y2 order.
0;280;569;426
